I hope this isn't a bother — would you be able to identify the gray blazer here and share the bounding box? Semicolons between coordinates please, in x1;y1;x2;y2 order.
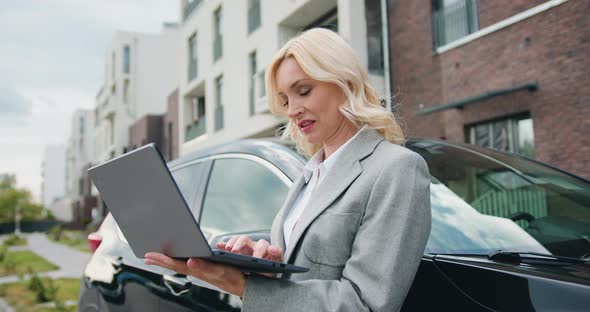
242;127;432;312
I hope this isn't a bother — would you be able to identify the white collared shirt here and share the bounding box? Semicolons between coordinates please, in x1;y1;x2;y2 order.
283;125;367;248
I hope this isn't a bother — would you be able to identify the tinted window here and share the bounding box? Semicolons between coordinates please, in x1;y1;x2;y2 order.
200;158;289;240
171;162;207;218
409;141;590;258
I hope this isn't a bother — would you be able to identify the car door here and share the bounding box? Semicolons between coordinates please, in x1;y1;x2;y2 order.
158;154;291;311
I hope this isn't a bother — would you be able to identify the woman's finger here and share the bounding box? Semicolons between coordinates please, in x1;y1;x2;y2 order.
252;239;270;258
224;236;239;251
266;246;284;262
216;241;227;249
232;236;254;255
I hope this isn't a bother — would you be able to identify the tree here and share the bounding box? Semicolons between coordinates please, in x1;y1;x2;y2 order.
0;174;44;223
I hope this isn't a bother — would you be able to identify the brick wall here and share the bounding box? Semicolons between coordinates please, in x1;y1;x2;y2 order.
129;115;164;151
163;89;180;162
388;0;590;179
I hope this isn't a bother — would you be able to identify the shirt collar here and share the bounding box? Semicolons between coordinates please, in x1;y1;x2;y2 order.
302;125;367;184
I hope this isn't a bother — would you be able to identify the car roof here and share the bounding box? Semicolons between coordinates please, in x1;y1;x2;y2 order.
167;138;305;181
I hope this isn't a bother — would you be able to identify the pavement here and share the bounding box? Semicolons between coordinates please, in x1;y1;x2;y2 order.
0;232;92;311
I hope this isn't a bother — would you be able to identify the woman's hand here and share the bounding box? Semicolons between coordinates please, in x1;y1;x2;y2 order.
216;236;284;277
144;253;246;297
216;236;283;261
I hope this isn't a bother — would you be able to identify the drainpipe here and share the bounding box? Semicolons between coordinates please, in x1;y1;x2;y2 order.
381;0;392;112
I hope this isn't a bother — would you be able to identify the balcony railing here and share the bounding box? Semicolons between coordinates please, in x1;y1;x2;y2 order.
185;118;206;142
213;36;222;62
433;0;478;48
183;0;203;21
215;105;224;131
188;60;197;82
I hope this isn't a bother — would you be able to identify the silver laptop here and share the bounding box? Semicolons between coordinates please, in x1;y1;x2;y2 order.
88;143;308;274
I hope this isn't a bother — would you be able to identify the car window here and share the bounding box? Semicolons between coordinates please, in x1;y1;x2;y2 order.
199;157;289;241
170;162;207;218
409;141;590;258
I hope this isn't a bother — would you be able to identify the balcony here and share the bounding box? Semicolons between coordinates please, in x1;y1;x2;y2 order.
183;0;203;21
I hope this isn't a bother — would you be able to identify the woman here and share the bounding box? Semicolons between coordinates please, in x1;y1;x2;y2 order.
144;28;431;312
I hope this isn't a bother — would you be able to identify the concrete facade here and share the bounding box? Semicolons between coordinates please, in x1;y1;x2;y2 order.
65;109;95;223
93;26;181;164
178;0;387;155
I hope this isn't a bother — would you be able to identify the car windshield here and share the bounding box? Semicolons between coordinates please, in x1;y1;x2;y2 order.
408;140;590;258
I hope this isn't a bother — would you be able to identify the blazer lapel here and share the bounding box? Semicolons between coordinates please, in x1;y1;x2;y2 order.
271;174;306;253
283;127;385;262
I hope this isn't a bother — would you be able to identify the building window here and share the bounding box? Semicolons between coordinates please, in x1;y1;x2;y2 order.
79;116;84;135
111;52;116;79
467;114;535;158
188;33;198;81
249;51;257;116
365;0;384;74
190;96;205;122
304;9;338;32
248;0;261;34
215;76;224;131
213;7;223;62
123;45;130;74
123;80;130;104
432;0;478;48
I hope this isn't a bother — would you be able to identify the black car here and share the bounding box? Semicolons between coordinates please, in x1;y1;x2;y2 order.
78;138;590;311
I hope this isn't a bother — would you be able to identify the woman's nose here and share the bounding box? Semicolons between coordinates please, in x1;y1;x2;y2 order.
287;102;303;119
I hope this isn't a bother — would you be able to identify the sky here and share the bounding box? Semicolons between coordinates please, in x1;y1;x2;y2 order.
0;0;180;202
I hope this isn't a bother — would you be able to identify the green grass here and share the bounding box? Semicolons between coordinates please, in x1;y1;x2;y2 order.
0;278;79;312
3;234;27;247
49;230;90;253
0;251;59;277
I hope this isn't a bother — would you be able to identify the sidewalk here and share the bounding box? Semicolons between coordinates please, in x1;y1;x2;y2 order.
0;233;91;284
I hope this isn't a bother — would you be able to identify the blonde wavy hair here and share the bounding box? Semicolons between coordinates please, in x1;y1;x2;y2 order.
266;28;404;157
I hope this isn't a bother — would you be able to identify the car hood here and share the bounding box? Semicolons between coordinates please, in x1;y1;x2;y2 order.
433;255;590;311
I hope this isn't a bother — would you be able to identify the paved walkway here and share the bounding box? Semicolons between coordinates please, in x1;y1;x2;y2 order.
0;233;92;310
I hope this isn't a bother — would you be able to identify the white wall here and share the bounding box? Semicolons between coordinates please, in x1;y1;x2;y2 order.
93;26;181;164
178;0;381;154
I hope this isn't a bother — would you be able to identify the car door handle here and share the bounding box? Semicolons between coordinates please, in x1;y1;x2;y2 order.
163;274;192;296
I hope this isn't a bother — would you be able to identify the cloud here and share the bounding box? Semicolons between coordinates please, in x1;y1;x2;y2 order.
0;0;179;201
0;85;32;114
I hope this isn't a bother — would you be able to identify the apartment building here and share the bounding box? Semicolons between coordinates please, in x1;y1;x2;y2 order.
178;0;389;154
92;25;181;218
93;25;181;164
41;145;66;212
388;0;589;179
65;109;96;223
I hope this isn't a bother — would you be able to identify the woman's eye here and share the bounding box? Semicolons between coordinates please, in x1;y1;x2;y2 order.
282;100;289;107
300;88;311;96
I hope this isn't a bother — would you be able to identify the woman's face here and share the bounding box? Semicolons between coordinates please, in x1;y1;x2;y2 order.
276;57;349;146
